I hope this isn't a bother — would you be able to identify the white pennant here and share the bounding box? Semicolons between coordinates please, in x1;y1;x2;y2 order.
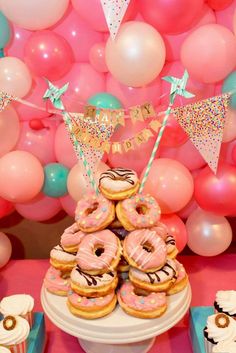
101;0;131;40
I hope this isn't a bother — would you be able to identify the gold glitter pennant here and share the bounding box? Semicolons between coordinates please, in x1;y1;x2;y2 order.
141;103;156;118
129;106;144;123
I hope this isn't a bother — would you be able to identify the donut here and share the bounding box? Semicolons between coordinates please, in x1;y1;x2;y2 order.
50;245;77;273
167;260;188;295
118;281;167;319
129;258;178;292
44;267;70;296
70;265;118;297
123;229;167;272
99;168;140;200
61;223;87;253
75;193;115;233
67;289;117;319
152;222;178;259
116;194;161;231
76;230;122;275
117;256;130;273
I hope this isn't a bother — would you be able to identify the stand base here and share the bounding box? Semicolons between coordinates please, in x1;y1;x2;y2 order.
79;337;156;353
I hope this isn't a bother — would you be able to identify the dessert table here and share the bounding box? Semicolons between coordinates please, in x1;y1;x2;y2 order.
0;255;235;353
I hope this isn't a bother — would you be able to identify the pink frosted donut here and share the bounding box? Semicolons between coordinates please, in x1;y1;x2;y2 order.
118;281;167;319
152;222;178;258
75;193;115;232
116;194;161;231
44;267;70;296
167;260;188;295
61;223;87;253
76;230;121;275
123;229;167;272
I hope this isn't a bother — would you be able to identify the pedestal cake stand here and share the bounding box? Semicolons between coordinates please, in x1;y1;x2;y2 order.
41;283;191;353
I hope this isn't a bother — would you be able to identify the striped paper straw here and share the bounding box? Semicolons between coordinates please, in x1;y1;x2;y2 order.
139;106;172;193
63;112;99;195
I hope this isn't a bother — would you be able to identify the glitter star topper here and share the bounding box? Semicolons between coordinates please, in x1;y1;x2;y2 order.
43;80;69;110
162;70;195;104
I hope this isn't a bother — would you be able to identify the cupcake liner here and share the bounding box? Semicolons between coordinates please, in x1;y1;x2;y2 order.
204;336;215;353
8;340;27;353
21;312;34;329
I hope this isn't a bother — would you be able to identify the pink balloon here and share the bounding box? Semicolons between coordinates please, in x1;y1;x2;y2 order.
232;144;236;165
177;198;198;220
161;61;215;107
222;109;236;143
215;0;236;32
6;25;31;59
194;163;236;216
108;119;158;175
0;197;14;219
14;77;51;121
16;119;57;165
60;194;76;217
0;232;12;268
67;161;109;201
53;10;103;62
24;30;74;81
163;4;216;62
0;151;44;203
0;106;20;157
220;139;236;165
161;214;188;252
72;0;137;32
106;73;162;108
139;0;204;34
89;42;108;73
181;24;236;83
54;63;105;112
208;0;234;11
141;158;194;214
160;139;207;171
234;8;236;35
186;208;232;256
15;193;61;221
54;123;77;168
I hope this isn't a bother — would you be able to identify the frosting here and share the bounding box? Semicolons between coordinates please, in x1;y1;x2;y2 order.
213;340;236;353
120;194;161;228
0;294;34;316
76;230;119;271
75;193;113;229
68;290;115;308
71;265;116;288
206;314;236;343
0;315;30;345
0;348;11;353
99;168;138;192
174;260;186;284
215;290;236;316
61;223;86;248
130;258;177;284
124;229;167;270
152;223;177;255
44;267;70;293
50;245;77;262
118;281;166;311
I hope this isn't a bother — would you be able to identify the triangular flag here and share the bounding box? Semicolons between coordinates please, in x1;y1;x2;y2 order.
101;0;131;40
0;91;15;112
173;94;230;174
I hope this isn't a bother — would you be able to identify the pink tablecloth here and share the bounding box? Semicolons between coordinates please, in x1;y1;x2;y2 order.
0;255;235;353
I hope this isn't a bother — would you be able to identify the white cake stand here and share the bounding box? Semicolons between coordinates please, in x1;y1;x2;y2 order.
41;283;191;353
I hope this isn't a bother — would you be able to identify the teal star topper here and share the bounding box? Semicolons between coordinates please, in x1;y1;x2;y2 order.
43;79;69;110
162;70;195;105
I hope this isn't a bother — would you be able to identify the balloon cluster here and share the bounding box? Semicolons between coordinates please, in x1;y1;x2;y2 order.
0;0;235;257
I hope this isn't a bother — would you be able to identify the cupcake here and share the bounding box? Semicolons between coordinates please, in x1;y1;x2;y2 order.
0;348;11;353
204;313;236;353
0;315;30;353
214;290;236;319
0;294;34;328
213;340;236;352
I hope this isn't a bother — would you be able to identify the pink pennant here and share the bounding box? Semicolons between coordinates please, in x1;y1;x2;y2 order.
0;91;15;112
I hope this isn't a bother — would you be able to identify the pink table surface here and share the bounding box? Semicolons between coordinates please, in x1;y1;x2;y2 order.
0;255;235;353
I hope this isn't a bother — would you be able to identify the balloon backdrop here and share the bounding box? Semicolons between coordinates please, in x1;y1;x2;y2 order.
89;42;108;73
6;25;31;59
0;151;44;203
161;214;188;252
54;123;77;169
186;208;232;256
177;198;198;220
141;158;194;213
0;11;10;49
87;92;122;110
0;232;12;268
60;194;76;217
105;21;166;87
0;106;20;157
207;0;233;11
42;163;69;198
157;110;188;147
222;70;236;109
0;197;14;219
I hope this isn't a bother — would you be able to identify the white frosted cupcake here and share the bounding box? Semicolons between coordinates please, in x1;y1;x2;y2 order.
0;315;30;353
0;348;11;353
204;313;236;353
213;340;236;352
0;294;34;328
214;290;236;319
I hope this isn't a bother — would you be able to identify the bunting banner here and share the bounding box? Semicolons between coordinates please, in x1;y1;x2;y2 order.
0;91;15;112
101;0;131;40
173;94;230;173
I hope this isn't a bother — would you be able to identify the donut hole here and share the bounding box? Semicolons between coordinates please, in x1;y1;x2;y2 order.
136;204;148;215
94;245;105;257
133;288;150;297
86;202;99;216
142;241;154;253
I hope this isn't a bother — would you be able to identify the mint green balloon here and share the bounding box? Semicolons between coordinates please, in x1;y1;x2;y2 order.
42;163;69;198
0;12;10;49
223;71;236;109
87;92;122;109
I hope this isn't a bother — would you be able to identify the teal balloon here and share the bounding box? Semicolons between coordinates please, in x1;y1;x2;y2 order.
0;12;10;49
223;71;236;109
42;163;69;198
0;49;4;58
87;92;122;110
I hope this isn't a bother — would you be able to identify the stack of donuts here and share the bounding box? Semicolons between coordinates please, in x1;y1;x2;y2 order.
44;167;189;320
